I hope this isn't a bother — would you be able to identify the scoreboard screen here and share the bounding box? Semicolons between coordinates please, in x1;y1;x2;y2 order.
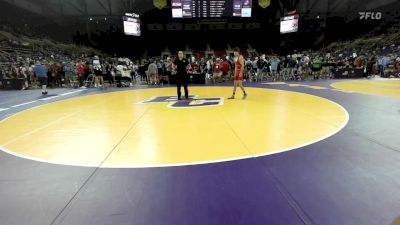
280;15;299;34
123;13;141;36
172;0;252;18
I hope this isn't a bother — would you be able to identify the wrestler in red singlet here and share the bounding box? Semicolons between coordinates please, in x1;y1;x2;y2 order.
228;49;247;100
235;58;243;81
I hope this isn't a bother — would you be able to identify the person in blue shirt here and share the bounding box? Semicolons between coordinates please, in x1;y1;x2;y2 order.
270;57;280;81
34;61;48;95
378;55;391;77
64;62;74;87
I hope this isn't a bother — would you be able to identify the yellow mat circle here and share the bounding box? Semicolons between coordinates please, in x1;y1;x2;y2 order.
0;87;348;168
331;80;400;97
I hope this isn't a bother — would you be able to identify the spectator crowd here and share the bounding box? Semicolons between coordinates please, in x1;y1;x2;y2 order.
1;30;400;91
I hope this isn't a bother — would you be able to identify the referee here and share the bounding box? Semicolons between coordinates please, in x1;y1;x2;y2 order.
173;51;191;100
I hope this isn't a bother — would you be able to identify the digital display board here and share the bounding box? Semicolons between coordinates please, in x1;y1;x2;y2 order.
280;14;299;34
123;13;141;36
172;0;252;18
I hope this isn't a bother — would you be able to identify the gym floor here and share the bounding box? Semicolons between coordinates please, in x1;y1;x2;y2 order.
0;79;399;225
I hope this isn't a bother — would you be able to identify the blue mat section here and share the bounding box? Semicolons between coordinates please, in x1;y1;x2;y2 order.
51;160;305;225
260;130;400;225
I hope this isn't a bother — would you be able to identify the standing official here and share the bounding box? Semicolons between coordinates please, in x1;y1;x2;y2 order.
173;51;191;100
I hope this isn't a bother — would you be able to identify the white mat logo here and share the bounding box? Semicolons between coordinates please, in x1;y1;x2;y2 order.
137;95;224;108
359;12;382;20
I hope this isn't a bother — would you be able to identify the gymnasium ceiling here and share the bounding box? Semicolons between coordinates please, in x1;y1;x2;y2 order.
0;0;398;20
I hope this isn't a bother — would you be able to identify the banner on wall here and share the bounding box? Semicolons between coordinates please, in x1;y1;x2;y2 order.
153;0;167;9
258;0;271;9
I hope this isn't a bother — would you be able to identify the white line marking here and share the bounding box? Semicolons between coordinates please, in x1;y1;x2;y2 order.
11;101;38;108
330;89;354;93
263;82;287;85
60;90;84;96
39;96;60;101
9;90;83;108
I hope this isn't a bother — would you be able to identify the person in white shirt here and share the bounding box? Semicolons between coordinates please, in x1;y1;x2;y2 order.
18;63;29;90
147;60;158;85
303;55;310;75
28;63;35;87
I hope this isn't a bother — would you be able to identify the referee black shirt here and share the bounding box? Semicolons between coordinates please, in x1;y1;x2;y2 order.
174;58;189;77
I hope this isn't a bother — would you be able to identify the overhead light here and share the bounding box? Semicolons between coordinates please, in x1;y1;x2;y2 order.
89;18;93;21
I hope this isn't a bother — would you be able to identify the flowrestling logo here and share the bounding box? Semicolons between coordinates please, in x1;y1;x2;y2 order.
137;95;224;108
359;12;382;20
